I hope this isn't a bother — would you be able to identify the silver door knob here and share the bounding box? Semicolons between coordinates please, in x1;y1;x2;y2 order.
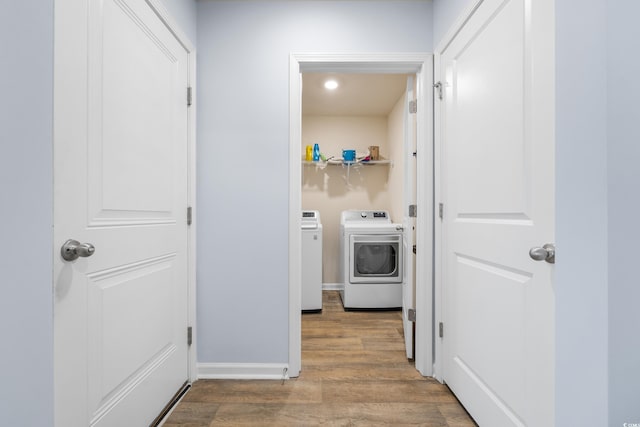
61;239;95;261
529;243;555;264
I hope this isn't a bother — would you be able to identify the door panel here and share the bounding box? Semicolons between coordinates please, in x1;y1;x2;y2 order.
100;0;175;213
54;0;189;425
452;0;527;216
88;256;176;399
441;0;555;425
90;0;180;223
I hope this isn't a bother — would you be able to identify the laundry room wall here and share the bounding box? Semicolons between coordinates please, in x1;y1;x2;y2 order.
302;116;392;284
196;0;433;366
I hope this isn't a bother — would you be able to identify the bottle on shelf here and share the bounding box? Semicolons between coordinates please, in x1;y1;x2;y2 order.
312;143;320;161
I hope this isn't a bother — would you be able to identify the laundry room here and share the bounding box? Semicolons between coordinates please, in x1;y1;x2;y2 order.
301;73;415;306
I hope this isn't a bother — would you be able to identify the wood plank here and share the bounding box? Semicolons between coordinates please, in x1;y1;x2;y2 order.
164;291;477;426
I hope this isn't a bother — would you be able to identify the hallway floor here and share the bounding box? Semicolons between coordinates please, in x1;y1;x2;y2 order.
163;291;477;426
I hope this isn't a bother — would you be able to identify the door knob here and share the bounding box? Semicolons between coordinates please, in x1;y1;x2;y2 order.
529;243;555;264
61;239;95;261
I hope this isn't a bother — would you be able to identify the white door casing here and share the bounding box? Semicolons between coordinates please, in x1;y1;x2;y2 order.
289;53;433;377
402;75;417;360
54;0;194;425
437;0;555;425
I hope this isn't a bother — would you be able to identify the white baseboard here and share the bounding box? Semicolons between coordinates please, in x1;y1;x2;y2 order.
197;363;290;380
322;282;344;291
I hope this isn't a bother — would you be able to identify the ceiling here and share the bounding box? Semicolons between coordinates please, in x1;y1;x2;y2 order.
302;73;408;116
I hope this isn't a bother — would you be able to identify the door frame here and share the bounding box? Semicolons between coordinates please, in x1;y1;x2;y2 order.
288;53;433;377
403;74;417;360
146;0;198;384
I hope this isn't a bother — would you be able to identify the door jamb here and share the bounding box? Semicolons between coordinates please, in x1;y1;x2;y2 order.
288;53;434;377
433;51;443;383
146;0;198;382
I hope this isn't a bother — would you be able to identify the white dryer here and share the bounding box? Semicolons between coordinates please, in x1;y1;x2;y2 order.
301;210;323;311
340;210;403;309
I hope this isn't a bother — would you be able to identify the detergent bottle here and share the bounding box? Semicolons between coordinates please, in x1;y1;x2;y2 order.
312;143;320;161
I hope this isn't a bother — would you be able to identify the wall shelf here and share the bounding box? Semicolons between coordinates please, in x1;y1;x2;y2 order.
302;159;392;166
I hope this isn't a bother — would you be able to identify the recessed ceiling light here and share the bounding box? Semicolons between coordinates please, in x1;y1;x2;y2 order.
324;79;339;90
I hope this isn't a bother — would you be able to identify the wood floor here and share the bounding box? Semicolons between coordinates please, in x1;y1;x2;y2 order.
163;291;477;426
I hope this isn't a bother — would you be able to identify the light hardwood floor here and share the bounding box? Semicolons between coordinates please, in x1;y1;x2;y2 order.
163;291;477;426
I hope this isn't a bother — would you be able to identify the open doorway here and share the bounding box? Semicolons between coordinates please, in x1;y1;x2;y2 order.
288;53;434;378
301;69;418;370
301;73;409;293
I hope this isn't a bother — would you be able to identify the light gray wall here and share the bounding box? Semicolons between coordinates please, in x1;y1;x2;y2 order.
195;0;433;363
0;2;54;425
556;0;609;425
607;1;640;425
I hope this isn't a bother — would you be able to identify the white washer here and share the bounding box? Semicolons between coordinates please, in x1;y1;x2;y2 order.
340;210;403;309
301;210;323;311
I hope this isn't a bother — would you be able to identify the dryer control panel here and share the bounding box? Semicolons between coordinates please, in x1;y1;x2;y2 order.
343;210;391;223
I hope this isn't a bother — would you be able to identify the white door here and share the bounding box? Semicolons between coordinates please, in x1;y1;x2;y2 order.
54;0;190;425
440;0;555;425
402;76;417;360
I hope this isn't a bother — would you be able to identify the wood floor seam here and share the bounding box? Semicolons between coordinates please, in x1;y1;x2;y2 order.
164;291;477;426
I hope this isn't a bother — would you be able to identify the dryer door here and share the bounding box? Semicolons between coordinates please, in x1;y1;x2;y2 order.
349;234;403;284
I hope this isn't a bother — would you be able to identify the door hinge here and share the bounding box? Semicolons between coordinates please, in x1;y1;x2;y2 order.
434;81;443;100
187;326;193;346
439;322;444;338
187;86;193;107
187;206;193;226
408;308;416;322
409;99;417;114
413;244;417;254
439;203;444;220
409;204;417;218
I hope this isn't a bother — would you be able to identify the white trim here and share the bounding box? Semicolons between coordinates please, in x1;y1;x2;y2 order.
147;0;198;383
146;0;195;53
294;52;431;73
198;363;290;380
434;0;485;55
432;0;484;384
322;282;344;291
413;55;434;377
289;52;433;379
433;52;444;383
289;54;303;378
186;50;197;384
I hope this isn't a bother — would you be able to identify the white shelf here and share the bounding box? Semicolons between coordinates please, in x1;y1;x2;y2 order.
302;159;391;166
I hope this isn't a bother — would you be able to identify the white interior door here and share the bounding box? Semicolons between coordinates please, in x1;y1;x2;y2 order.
402;75;417;360
54;0;190;425
440;0;555;425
